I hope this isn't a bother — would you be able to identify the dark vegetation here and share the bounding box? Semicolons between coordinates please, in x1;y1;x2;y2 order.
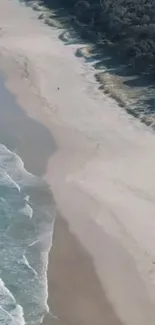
25;0;155;124
41;0;155;77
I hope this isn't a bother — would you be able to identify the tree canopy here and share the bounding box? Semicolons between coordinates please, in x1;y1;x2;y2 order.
59;0;155;75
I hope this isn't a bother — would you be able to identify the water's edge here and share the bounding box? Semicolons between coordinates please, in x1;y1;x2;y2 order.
0;73;56;325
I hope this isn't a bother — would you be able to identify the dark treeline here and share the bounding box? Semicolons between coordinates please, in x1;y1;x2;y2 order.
43;0;155;76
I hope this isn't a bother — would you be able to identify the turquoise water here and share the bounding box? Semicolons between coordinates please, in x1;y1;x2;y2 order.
0;67;56;325
0;144;55;325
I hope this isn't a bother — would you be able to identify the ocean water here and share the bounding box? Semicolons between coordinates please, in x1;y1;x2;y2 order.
0;143;55;325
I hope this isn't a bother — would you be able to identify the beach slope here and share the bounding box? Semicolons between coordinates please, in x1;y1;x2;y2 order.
0;1;155;324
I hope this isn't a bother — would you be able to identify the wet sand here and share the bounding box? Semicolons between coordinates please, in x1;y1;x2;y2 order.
0;45;123;325
1;0;155;325
43;215;123;325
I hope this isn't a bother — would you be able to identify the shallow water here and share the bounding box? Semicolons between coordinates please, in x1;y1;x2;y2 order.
0;143;55;325
2;1;155;324
0;67;56;324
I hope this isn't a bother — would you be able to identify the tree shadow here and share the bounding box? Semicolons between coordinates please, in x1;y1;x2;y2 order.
59;30;85;45
24;0;155;126
141;98;155;115
24;0;155;88
123;76;154;88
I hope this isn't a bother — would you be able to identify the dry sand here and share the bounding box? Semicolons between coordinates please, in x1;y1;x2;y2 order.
43;215;123;325
0;70;123;325
1;0;155;324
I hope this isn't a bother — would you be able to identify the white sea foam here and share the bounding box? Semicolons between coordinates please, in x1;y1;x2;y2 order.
0;144;39;187
0;278;25;325
0;144;55;325
19;203;33;218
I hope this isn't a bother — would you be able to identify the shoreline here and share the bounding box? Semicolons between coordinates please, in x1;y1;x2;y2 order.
0;56;124;325
0;50;124;325
1;0;155;324
43;214;123;325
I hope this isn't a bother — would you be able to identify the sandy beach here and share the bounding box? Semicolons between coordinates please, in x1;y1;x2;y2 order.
1;0;155;324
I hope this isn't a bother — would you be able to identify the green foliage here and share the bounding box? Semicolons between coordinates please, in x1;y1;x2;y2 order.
60;0;155;74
